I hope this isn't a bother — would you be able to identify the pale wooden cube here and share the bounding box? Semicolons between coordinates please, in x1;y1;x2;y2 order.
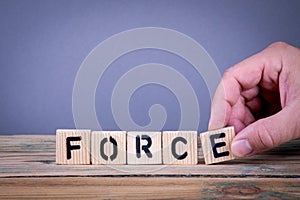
127;132;162;164
56;129;91;165
91;131;126;165
200;126;236;165
163;131;198;165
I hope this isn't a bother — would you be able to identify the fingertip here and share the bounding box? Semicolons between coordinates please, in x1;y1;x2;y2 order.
208;116;226;131
231;139;253;157
208;123;217;131
208;99;231;131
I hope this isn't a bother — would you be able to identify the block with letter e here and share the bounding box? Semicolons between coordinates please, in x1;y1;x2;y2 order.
127;132;162;164
163;131;198;165
56;129;91;165
200;127;236;164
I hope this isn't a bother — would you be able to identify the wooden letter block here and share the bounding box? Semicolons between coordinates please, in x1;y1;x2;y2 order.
56;129;91;165
200;127;236;165
127;132;162;164
91;131;126;165
163;131;197;165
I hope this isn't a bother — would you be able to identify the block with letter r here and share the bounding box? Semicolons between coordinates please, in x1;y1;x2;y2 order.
127;132;162;164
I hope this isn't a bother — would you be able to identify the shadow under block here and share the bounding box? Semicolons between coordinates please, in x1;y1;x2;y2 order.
91;131;126;164
127;132;162;164
163;131;198;165
200;127;236;165
56;129;91;165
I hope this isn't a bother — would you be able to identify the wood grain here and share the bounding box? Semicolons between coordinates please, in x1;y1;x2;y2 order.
200;127;236;164
0;135;300;199
1;135;300;177
0;177;299;199
56;129;91;165
127;132;162;164
162;131;197;165
91;131;126;165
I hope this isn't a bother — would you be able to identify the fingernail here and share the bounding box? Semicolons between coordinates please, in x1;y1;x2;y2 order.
231;140;253;157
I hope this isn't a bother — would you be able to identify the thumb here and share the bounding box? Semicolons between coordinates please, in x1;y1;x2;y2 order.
231;105;299;157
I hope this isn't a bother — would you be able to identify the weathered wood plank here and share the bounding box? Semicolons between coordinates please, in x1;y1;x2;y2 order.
0;135;55;152
0;135;299;199
0;135;300;177
0;177;299;199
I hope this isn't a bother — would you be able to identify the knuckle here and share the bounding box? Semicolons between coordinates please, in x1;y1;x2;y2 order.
268;41;290;49
223;68;234;79
255;122;276;150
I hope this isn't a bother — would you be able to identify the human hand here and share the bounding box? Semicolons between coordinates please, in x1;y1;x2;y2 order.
208;42;300;157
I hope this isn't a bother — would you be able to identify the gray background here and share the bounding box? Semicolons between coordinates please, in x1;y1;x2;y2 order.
1;0;299;135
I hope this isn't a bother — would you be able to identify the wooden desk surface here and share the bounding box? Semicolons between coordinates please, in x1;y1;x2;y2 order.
0;135;299;199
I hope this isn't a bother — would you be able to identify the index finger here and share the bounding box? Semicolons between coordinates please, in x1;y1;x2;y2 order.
208;43;283;131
